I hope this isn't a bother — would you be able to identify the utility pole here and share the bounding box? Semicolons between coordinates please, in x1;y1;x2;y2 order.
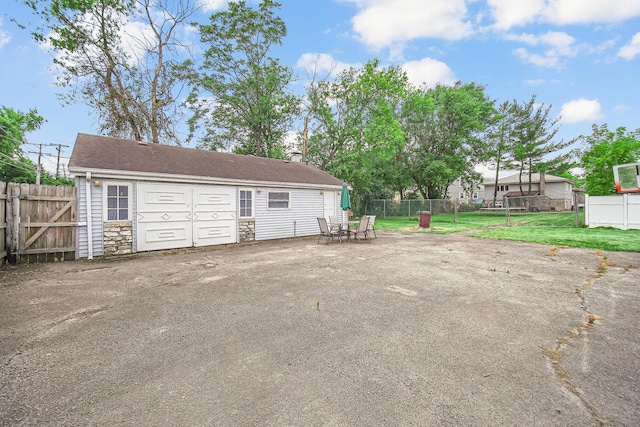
27;142;70;183
51;143;70;177
35;143;43;185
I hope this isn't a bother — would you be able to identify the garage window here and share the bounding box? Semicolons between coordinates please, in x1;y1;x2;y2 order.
268;191;290;209
240;190;253;217
105;183;130;221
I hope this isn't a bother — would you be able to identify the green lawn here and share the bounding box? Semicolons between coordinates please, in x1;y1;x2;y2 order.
374;212;640;252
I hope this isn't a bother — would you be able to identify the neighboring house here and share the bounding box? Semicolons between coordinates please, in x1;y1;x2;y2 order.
483;172;574;211
447;178;485;205
68;134;345;259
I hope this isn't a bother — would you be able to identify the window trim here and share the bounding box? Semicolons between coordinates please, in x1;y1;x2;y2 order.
239;188;254;218
267;191;291;210
103;181;132;222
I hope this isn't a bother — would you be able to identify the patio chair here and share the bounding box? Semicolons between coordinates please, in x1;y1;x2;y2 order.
328;216;341;231
317;217;342;244
347;216;370;241
366;215;377;238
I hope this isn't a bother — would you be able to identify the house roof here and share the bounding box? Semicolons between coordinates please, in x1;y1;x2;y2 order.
68;134;343;188
484;173;572;185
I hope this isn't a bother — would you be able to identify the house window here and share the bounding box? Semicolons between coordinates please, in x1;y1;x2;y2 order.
240;190;253;217
106;183;130;221
459;192;465;199
472;191;479;199
499;185;509;192
268;191;290;209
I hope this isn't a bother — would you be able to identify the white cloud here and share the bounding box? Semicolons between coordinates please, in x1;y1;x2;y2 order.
401;57;457;87
509;31;577;68
488;0;640;30
618;32;640;60
348;0;473;50
0;17;10;48
296;53;356;77
559;99;604;124
198;0;228;12
487;0;544;30
120;20;157;63
614;103;631;114
542;0;640;25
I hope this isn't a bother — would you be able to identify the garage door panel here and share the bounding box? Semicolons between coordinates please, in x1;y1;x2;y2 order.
195;222;235;246
137;183;193;251
143;190;191;208
144;226;190;244
137;212;192;223
194;192;233;207
193;211;236;221
193;186;236;247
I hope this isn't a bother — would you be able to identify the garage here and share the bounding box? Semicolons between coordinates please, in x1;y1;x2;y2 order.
69;133;345;259
136;183;236;252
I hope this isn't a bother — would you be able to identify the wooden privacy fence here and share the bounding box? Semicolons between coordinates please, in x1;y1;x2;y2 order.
2;183;77;265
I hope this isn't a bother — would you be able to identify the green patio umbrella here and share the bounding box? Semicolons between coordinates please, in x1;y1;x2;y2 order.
340;182;351;212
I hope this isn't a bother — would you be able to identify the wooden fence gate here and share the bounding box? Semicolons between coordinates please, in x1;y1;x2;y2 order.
2;183;76;265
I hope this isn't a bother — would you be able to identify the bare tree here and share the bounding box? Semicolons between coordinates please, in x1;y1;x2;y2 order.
24;0;197;144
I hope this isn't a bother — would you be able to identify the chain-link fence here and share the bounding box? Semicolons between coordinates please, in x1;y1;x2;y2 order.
363;199;460;217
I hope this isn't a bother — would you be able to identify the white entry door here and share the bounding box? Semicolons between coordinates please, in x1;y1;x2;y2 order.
323;191;336;218
136;183;237;252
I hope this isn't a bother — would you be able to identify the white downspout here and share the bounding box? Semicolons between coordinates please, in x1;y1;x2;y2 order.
85;172;93;260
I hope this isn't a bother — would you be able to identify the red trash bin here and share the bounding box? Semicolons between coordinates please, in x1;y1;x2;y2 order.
419;211;431;228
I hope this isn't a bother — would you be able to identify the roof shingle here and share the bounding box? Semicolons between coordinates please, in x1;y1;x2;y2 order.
69;134;343;187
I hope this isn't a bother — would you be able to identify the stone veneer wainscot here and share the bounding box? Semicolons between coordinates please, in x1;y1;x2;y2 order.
103;221;133;256
239;218;255;242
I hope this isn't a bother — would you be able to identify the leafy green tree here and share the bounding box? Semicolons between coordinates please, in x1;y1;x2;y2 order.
401;82;494;199
484;100;519;204
187;0;299;158
0;106;43;182
306;60;410;209
509;95;576;194
580;124;640;195
23;0;196;144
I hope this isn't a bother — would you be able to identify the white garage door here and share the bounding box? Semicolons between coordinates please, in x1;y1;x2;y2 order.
136;183;237;252
193;186;236;247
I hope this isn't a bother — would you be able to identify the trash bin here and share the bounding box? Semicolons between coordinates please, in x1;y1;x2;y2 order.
419;211;431;228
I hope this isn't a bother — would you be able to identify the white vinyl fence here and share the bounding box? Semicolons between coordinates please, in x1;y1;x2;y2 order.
584;193;640;230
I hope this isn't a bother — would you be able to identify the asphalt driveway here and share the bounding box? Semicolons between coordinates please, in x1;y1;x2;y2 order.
1;231;639;426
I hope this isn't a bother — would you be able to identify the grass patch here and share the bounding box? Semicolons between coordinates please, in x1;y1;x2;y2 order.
376;212;510;234
470;226;640;252
374;212;640;252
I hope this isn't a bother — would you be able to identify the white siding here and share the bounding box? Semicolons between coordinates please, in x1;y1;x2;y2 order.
75;177;104;258
545;182;569;199
255;188;325;240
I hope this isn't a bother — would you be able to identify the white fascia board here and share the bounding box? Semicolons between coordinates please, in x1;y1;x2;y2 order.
68;167;343;191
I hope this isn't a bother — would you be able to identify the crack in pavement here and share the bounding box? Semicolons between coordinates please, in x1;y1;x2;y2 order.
542;248;611;426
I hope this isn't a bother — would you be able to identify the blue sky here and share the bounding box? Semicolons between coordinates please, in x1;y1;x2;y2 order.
1;0;640;175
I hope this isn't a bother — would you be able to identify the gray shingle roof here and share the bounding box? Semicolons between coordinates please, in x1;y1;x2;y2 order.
484;173;571;185
68;134;343;188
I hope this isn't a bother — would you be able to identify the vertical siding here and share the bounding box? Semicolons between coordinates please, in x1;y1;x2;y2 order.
75;177;104;258
75;178;88;259
91;180;104;256
132;181;138;253
255;188;325;240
